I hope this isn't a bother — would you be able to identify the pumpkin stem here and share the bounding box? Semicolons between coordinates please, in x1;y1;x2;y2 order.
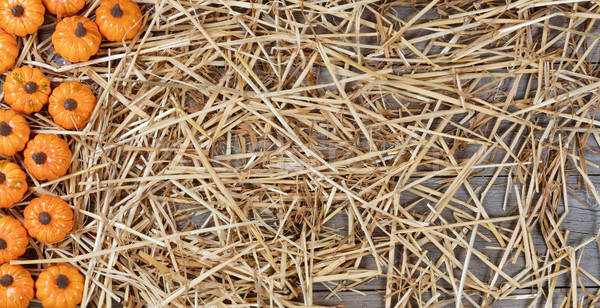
56;274;69;289
11;4;24;17
0;238;6;250
75;22;87;37
0;121;11;137
24;82;38;94
32;152;47;165
0;172;5;185
0;275;13;287
63;99;78;111
111;3;123;18
38;212;52;225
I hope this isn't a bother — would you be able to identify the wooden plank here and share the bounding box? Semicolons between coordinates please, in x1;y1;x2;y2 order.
26;288;600;307
312;290;386;308
312;288;600;307
209;127;600;182
17;3;600;308
312;175;600;294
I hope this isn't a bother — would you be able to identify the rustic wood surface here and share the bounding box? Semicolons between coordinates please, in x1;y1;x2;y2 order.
19;0;600;307
308;176;600;307
165;172;600;307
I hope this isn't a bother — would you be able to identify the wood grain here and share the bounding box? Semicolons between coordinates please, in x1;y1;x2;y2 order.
19;1;600;307
307;175;600;304
312;288;600;308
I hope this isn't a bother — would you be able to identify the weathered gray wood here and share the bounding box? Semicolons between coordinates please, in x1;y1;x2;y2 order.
313;175;600;294
312;290;386;308
26;288;598;307
13;2;600;308
312;288;600;308
182;174;600;294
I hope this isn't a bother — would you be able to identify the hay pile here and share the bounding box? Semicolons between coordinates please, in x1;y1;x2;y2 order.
7;0;600;306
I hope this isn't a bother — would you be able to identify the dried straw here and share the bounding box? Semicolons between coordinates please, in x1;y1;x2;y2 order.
4;0;600;307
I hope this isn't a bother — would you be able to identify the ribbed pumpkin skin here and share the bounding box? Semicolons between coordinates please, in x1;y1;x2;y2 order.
23;134;72;181
0;216;28;263
95;0;142;41
23;195;74;243
3;66;51;115
0;109;30;156
0;28;18;74
0;160;28;208
0;0;45;36
42;0;84;16
52;16;101;62
0;263;35;308
49;81;97;129
36;264;84;308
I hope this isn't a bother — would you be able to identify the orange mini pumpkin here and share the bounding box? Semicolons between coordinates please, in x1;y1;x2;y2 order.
95;0;142;42
0;28;18;74
0;0;45;36
36;264;84;308
0;160;27;208
0;109;30;156
52;16;101;63
0;264;35;308
42;0;83;16
24;195;73;243
24;134;72;181
3;66;51;115
49;81;96;129
0;215;28;263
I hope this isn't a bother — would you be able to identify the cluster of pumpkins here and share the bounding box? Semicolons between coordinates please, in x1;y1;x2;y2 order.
0;0;143;305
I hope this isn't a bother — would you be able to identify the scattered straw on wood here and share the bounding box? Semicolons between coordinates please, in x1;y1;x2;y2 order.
4;0;600;307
